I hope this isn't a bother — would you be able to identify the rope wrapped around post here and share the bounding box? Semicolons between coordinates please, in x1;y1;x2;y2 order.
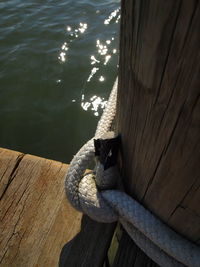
65;79;200;267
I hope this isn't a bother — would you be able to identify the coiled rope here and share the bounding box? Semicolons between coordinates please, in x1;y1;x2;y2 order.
65;78;200;267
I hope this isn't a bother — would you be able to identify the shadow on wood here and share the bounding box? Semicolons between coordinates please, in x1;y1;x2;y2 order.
113;228;158;267
59;215;116;267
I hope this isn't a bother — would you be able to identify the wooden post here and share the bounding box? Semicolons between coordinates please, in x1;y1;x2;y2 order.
117;0;200;243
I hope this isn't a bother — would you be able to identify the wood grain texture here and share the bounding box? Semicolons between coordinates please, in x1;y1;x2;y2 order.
117;0;200;242
0;148;116;267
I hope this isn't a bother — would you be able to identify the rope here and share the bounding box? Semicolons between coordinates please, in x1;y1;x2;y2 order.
65;79;200;267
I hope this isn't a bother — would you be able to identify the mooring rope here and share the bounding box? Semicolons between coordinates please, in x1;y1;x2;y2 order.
65;79;200;267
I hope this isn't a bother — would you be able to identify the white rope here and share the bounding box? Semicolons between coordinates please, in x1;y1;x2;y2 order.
65;79;200;267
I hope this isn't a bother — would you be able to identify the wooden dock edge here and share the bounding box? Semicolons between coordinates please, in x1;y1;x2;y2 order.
0;148;116;267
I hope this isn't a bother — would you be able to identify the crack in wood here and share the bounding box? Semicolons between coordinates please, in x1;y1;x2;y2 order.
153;0;182;106
163;101;186;156
142;146;166;201
0;154;24;200
155;68;181;140
0;158;12;183
0;191;29;264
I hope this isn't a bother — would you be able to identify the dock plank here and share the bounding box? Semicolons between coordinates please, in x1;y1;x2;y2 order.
0;148;115;267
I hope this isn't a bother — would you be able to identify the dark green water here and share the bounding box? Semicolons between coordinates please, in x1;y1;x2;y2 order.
0;0;120;163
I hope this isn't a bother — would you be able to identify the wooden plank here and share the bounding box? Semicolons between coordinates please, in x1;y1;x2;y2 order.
0;148;81;267
35;195;82;267
0;148;116;267
113;229;158;267
117;0;200;242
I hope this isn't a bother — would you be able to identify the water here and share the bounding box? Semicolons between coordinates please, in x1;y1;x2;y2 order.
0;0;120;163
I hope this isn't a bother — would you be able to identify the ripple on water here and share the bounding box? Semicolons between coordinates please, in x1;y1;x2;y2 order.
0;0;120;162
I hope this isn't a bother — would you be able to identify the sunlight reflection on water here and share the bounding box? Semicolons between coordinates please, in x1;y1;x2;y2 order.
0;0;120;162
57;7;120;117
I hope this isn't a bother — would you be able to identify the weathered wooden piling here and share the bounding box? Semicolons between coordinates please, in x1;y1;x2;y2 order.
1;1;200;266
117;0;200;244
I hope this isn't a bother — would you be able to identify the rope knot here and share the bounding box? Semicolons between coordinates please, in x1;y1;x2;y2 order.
78;132;120;223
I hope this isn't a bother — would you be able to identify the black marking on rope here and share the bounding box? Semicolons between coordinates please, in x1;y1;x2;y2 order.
94;135;120;170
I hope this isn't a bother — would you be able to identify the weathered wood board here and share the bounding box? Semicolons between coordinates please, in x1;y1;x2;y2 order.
0;148;116;267
117;0;200;242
